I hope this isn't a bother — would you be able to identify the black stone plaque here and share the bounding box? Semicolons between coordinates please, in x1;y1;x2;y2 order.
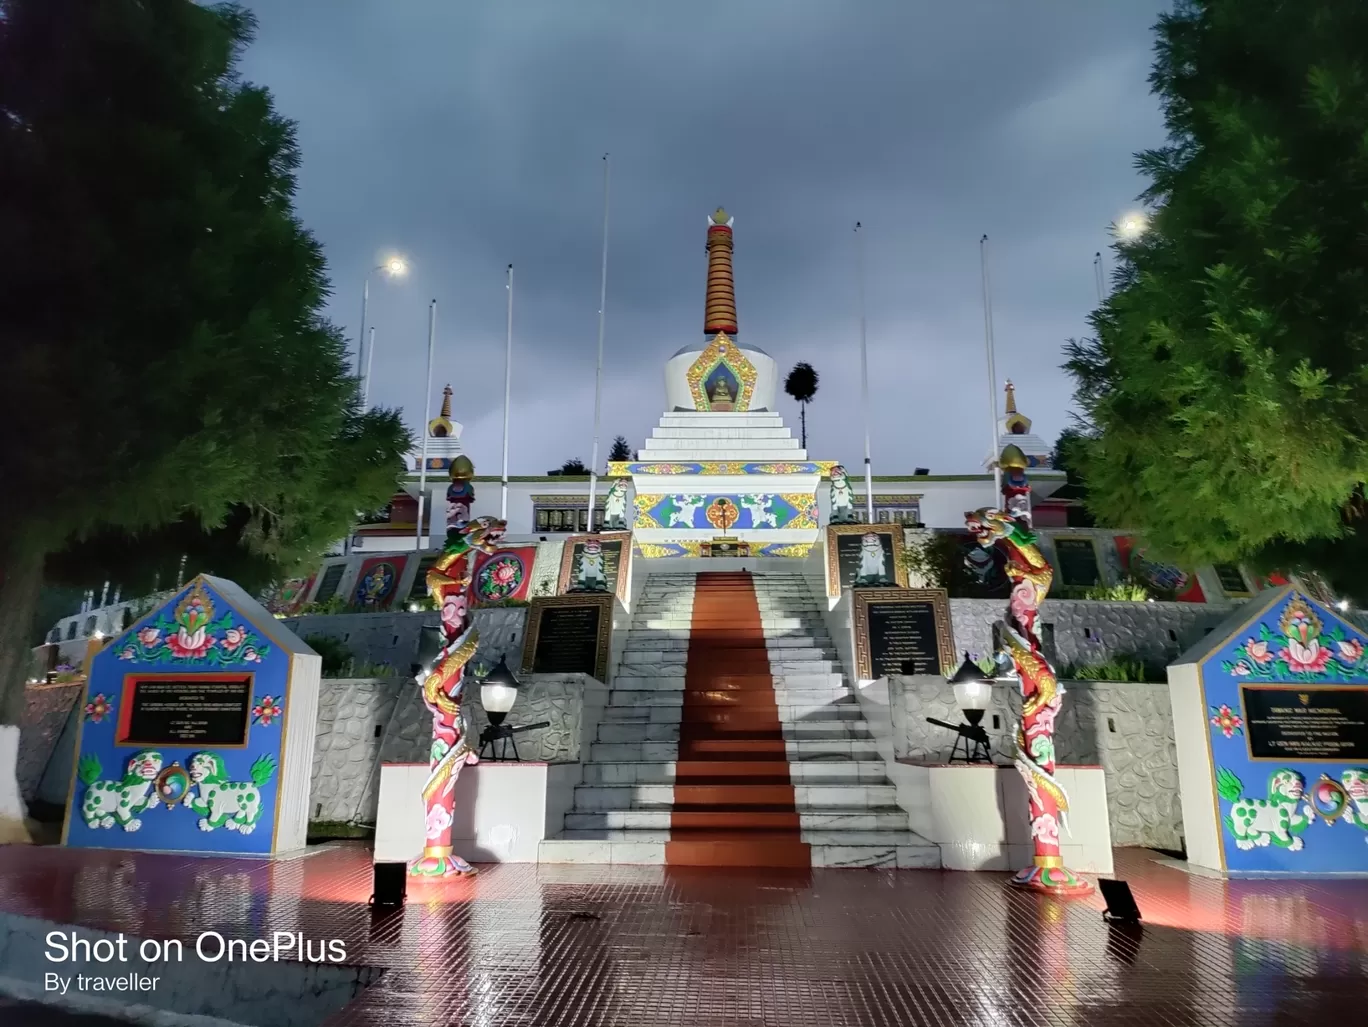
1053;538;1101;588
314;563;346;603
1214;564;1250;595
121;677;252;747
1242;686;1368;761
563;539;623;594
937;529;1011;599
867;601;945;678
835;530;896;591
528;602;607;676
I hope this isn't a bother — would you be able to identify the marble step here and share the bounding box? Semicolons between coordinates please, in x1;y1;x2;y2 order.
602;692;860;714
648;427;794;439
581;760;894;786
562;807;910;832
571;783;899;811
536;830;941;870
589;738;882;762
610;673;847;691
622;636;832;653
635;616;822;630
619;652;836;673
595;720;873;744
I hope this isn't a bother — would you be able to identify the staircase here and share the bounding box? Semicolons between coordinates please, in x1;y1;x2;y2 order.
538;570;940;868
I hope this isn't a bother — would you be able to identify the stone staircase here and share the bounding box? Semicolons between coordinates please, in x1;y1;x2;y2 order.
539;570;940;868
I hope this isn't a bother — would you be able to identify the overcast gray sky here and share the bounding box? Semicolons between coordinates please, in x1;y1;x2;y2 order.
239;0;1169;476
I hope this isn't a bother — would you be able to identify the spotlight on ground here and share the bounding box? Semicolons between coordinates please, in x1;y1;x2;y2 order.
1099;878;1141;923
370;862;407;909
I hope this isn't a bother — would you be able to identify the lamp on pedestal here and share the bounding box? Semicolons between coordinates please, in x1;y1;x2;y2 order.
476;657;548;761
926;652;994;763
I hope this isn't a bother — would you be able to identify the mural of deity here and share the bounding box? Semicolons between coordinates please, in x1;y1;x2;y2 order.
602;479;629;530
829;465;858;524
574;539;608;592
854;532;892;587
705;366;740;411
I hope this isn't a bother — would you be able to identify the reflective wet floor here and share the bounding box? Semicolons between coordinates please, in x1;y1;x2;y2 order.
1;843;1365;1026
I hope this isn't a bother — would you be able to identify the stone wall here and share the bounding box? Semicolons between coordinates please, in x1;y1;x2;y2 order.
282;606;528;675
886;673;1182;851
947;597;1226;669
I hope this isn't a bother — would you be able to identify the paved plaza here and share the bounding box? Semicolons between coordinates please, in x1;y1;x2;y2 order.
1;843;1366;1026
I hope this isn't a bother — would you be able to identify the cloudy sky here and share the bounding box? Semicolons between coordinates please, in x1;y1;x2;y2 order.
239;0;1169;477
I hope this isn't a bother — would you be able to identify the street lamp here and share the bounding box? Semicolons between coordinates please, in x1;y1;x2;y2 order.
1115;211;1149;242
925;652;995;763
359;256;409;409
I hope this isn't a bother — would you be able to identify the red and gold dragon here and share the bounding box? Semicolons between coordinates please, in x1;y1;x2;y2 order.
965;507;1093;896
409;515;506;878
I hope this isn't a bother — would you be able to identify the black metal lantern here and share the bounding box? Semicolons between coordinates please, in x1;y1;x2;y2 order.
476;657;548;761
925;651;994;764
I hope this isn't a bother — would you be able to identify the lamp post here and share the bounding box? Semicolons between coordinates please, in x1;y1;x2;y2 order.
359;256;408;409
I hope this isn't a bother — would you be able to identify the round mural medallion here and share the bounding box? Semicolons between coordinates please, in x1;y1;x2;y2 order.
155;763;191;807
476;553;526;601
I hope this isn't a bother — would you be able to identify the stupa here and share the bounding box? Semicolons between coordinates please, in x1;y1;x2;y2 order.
612;209;830;557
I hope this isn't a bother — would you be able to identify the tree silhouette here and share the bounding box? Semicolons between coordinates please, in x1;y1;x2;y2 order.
550;458;589;476
609;435;631;462
784;362;820;449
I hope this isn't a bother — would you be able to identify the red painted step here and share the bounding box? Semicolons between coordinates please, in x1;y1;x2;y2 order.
666;572;810;868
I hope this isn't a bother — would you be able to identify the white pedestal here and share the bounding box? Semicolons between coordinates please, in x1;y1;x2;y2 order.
373;761;557;864
922;763;1114;874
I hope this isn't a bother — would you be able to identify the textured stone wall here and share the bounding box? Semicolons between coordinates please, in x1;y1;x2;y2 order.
887;673;1182;851
16;683;81;802
282;606;528;676
309;677;404;823
947;597;1227;669
529;540;566;597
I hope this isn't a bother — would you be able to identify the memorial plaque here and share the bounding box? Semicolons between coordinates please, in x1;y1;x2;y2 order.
1241;685;1368;761
1052;537;1101;588
314;562;346;603
521;595;613;680
1214;563;1251;596
937;529;1011;599
557;532;631;601
119;675;253;747
826;525;906;595
851;588;954;681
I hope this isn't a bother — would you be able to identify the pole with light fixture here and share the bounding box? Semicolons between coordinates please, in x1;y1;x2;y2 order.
359;257;408;409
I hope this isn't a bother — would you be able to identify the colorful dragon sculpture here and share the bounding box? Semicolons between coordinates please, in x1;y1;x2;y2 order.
410;514;506;877
965;506;1094;897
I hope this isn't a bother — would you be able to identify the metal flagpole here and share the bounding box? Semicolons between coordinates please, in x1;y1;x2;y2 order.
855;221;874;523
416;299;437;554
1093;251;1105;303
586;153;610;532
501;264;514;521
362;327;377;410
359;277;370;380
980;235;1002;500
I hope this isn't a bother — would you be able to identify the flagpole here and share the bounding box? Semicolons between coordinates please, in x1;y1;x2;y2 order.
362;327;377;410
1093;251;1105;303
980;235;1002;500
501;264;514;521
415;299;437;554
855;221;874;523
587;153;610;532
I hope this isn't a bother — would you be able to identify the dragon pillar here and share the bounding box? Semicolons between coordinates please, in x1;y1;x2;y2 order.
965;506;1093;897
409;514;506;877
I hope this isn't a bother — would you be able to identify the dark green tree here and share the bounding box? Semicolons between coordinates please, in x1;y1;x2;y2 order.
0;0;410;741
1063;0;1368;599
1049;429;1096;528
549;459;589;476
608;436;632;462
784;362;820;449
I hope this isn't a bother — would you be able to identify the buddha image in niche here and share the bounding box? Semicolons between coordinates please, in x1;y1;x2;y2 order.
704;365;740;411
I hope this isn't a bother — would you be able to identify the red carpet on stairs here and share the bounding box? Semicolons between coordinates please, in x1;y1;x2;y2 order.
666;572;811;867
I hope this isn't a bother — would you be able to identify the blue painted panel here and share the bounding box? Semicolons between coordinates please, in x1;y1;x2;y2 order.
1200;592;1368;872
66;579;292;855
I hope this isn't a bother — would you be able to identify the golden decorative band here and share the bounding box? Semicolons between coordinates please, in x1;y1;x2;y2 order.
423;845;453;859
1034;855;1064;868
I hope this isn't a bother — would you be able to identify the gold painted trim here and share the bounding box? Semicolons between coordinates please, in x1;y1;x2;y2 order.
850;588;954;681
519;594;615;682
1236;683;1368;763
555;532;632;603
61;637;112;847
824;524;908;597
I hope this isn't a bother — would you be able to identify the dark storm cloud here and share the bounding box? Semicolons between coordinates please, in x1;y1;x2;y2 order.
238;0;1169;475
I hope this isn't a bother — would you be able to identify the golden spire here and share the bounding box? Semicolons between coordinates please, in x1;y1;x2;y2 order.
1003;380;1031;434
428;384;455;438
440;384;453;418
704;208;737;338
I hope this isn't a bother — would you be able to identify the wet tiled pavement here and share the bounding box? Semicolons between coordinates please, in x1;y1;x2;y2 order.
0;842;1365;1026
